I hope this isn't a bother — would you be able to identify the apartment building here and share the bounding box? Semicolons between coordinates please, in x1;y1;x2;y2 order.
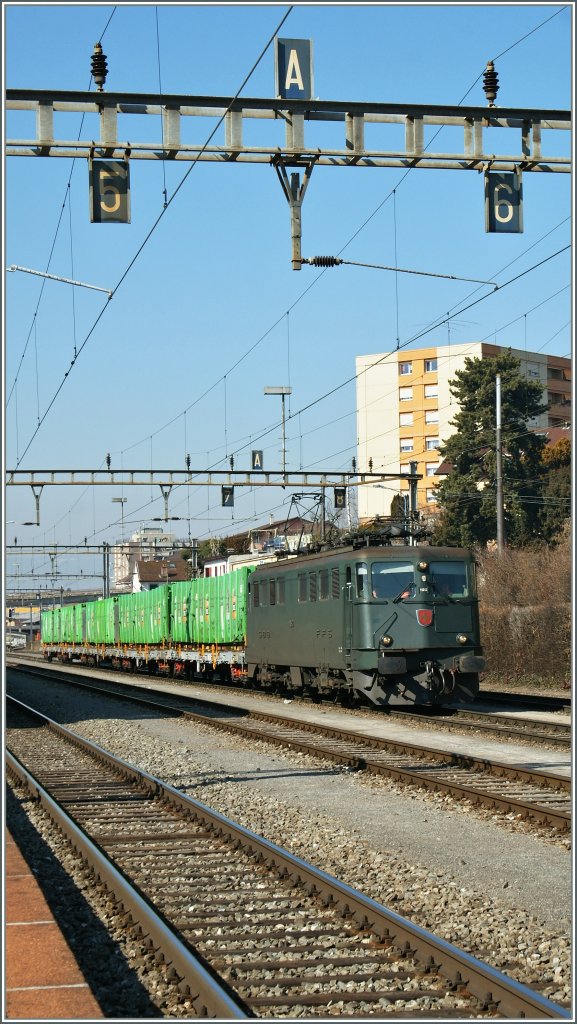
356;342;571;522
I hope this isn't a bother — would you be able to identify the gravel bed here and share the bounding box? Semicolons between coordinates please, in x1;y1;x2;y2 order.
7;678;572;1014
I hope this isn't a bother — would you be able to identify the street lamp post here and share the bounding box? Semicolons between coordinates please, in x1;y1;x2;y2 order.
112;496;127;540
264;386;292;477
112;496;128;586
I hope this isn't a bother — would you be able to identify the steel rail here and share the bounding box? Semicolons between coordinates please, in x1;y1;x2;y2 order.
6;695;570;1020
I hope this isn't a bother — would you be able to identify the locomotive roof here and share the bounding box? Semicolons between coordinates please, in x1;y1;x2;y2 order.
250;544;472;575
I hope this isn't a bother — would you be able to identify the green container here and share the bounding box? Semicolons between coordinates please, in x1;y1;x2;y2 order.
145;587;169;644
118;593;136;645
41;609;54;643
85;598;116;644
52;606;62;643
60;603;83;643
118;589;169;645
170;582;192;643
189;568;253;645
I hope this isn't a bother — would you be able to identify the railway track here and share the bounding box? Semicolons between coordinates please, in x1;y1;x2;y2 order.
7;664;571;833
6;695;571;1020
386;706;571;747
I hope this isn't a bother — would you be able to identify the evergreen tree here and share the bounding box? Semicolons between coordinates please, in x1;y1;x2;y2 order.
538;437;571;542
431;350;548;547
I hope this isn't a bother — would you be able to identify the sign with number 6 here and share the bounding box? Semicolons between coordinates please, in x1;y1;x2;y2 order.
484;170;523;233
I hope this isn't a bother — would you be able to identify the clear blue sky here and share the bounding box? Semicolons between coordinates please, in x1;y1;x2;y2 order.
3;2;573;592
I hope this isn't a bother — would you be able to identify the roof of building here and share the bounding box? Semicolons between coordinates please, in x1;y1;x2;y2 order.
531;426;571;445
249;517;314;535
135;557;189;583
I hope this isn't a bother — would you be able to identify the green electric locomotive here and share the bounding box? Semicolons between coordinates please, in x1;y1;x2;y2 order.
245;544;485;706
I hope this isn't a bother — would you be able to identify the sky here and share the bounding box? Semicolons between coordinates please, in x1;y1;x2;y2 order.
3;1;573;596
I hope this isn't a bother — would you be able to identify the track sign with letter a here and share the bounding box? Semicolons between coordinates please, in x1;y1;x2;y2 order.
485;171;523;233
252;450;264;471
90;160;131;223
275;38;313;99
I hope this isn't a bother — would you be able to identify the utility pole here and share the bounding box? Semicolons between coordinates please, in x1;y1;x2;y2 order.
409;461;419;545
495;374;505;553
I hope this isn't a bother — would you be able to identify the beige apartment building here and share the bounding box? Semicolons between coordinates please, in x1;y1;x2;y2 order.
356;342;571;522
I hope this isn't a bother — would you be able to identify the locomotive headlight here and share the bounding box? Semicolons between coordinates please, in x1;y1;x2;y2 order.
417;560;428;571
457;633;468;645
382;635;393;647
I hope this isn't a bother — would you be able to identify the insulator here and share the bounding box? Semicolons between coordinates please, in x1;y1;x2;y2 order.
482;60;499;106
307;256;343;267
91;42;108;91
186;454;191;470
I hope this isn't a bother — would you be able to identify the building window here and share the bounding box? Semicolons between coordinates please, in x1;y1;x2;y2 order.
548;367;563;381
426;463;438;476
425;358;438;372
425;437;439;450
400;412;414;426
424;383;438;399
399;361;413;375
400;464;411;474
425;410;439;424
399;386;413;401
426;489;437;504
400;438;414;452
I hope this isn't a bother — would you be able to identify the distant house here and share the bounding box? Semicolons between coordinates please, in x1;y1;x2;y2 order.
131;557;190;593
202;517;315;577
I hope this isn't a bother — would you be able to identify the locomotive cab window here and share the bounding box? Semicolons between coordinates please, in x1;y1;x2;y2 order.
356;563;368;598
429;561;469;599
371;561;414;600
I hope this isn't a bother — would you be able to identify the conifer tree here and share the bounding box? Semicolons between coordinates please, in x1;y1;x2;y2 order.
431;350;548;547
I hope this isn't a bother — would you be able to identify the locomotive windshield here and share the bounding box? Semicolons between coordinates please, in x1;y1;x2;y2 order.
428;560;469;599
370;561;414;600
